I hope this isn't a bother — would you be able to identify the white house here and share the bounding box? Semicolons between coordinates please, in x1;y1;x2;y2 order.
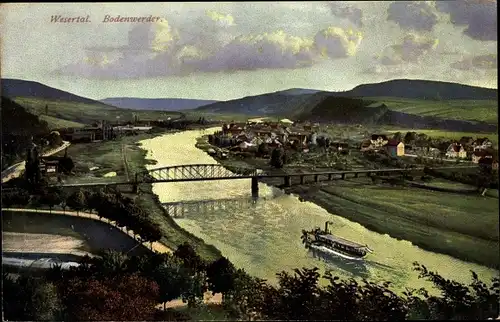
445;143;467;159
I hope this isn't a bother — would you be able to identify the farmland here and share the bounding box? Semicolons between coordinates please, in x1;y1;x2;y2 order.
366;97;498;124
11;97;183;127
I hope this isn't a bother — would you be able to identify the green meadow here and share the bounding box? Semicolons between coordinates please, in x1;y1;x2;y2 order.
366;97;498;124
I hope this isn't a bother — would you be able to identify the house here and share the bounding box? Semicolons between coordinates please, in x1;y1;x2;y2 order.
370;134;389;148
385;140;405;157
227;123;246;136
288;131;310;146
472;138;493;151
478;156;498;170
360;140;372;152
472;148;497;163
445;143;467;159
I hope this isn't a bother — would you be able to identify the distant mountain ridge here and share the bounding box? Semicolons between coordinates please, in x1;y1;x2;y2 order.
196;79;498;116
346;79;498;100
1;78;113;107
100;97;219;111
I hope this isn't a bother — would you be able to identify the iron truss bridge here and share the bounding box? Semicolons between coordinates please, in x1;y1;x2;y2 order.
136;163;262;183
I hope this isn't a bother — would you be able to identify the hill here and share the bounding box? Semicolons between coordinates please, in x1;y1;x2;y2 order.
100;97;218;111
2;78;111;106
1;96;51;169
195;79;498;125
295;96;498;133
1;79;183;127
347;79;498;100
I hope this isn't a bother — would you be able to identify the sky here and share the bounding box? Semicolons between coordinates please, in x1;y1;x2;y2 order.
1;1;497;101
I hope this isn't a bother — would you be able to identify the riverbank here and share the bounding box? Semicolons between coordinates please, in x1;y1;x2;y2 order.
195;135;499;270
54;126;223;262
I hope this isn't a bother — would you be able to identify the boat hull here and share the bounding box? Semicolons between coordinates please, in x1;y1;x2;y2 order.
309;244;366;261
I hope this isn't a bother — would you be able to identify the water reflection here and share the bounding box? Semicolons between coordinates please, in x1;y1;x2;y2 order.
308;246;370;279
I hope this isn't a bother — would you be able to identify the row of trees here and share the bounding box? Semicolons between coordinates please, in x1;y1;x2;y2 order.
65;188;163;245
4;243;500;321
1;182;163;246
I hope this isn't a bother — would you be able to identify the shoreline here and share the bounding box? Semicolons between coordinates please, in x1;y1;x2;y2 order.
194;134;499;270
132;125;223;261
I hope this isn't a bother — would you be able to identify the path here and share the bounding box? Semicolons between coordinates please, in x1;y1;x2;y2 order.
1;141;71;184
121;144;130;182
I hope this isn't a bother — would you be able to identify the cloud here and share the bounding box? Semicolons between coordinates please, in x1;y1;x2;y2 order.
314;27;363;59
451;54;497;70
328;2;363;28
387;1;439;32
193;30;319;72
57;16;364;78
206;10;235;27
436;0;497;41
391;33;439;62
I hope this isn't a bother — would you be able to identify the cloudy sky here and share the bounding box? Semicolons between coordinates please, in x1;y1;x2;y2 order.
1;1;497;101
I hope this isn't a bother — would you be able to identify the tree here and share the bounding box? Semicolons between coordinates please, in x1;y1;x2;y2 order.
392;131;403;142
404;131;417;145
62;274;159;321
58;157;75;174
173;242;205;274
3;274;63;321
257;143;270;158
206;256;236;298
151;257;190;310
40;186;65;212
66;189;87;214
270;148;285;168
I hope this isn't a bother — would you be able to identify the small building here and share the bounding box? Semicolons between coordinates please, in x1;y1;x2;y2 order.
445;143;467;159
385;140;405;157
472;138;493;151
39;158;60;176
370;134;389;148
360;140;372;152
478;156;498;170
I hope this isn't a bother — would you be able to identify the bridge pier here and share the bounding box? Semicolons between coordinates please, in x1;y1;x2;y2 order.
341;173;346;180
251;177;259;198
354;173;359;178
284;176;292;187
132;183;138;194
314;175;319;182
328;174;332;180
300;175;304;184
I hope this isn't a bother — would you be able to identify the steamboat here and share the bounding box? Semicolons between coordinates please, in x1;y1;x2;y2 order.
301;221;373;261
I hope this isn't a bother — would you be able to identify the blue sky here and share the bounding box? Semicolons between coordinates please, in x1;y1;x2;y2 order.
1;1;497;100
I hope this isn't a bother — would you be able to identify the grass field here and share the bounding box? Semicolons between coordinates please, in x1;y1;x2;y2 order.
39;114;86;129
366;97;498;124
54;133;222;262
13;97;183;127
290;178;499;269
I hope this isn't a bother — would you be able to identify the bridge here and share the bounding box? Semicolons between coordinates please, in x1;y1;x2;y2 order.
52;163;478;197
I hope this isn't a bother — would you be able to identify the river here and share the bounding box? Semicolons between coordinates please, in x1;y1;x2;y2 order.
139;127;498;293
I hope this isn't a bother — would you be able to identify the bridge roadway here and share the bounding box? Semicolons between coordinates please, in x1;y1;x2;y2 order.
50;165;477;189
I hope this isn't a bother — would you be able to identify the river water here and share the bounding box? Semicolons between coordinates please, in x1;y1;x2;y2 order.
139;128;498;292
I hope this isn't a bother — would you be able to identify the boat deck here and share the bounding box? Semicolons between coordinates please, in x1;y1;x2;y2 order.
316;233;367;249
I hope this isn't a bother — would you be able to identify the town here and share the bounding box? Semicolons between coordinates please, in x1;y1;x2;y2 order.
205;119;498;170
